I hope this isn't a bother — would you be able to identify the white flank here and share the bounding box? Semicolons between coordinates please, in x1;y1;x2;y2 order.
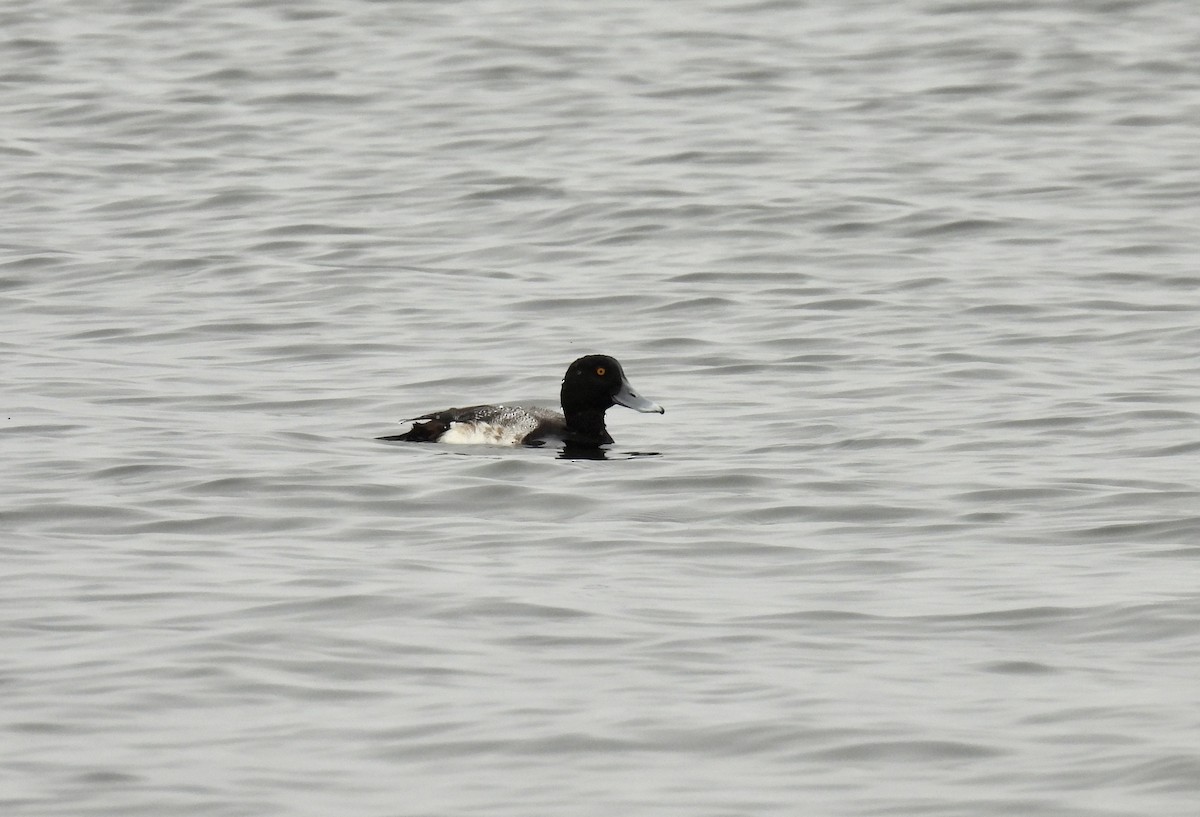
438;422;527;446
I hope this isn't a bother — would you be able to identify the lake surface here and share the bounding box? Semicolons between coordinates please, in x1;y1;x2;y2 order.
4;1;1200;815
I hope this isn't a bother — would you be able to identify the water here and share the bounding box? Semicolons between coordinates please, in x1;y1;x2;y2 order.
4;1;1200;815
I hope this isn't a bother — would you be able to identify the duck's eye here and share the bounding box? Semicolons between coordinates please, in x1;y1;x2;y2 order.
595;367;606;376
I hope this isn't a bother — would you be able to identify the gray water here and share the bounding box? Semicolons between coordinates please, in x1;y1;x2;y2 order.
4;1;1200;815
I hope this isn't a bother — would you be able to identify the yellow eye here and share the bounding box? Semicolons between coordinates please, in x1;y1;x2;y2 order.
595;367;606;376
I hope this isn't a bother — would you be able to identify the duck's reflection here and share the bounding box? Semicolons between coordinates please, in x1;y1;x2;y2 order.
557;445;662;461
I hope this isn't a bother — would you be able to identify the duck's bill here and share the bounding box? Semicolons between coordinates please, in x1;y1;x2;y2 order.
614;379;665;414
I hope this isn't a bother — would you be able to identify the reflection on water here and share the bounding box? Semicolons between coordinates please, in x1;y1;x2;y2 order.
373;437;661;461
557;445;663;461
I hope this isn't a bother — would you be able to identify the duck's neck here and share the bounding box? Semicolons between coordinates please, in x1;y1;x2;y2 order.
563;407;612;446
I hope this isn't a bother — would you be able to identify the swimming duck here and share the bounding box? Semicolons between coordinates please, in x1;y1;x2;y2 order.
378;354;663;448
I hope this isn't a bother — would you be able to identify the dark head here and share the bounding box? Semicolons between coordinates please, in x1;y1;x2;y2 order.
559;354;663;445
561;355;664;415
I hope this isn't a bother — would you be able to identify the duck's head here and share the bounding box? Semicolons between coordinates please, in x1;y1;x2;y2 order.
561;354;664;416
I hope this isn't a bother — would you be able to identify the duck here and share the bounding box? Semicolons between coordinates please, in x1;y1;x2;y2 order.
378;354;663;448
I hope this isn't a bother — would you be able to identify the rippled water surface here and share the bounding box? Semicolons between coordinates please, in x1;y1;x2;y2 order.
5;1;1200;815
